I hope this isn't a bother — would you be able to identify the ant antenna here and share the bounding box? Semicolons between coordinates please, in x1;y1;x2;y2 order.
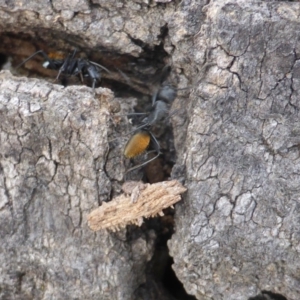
89;61;111;74
15;50;57;70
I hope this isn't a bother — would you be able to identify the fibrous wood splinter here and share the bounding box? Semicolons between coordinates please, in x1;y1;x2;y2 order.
87;180;187;232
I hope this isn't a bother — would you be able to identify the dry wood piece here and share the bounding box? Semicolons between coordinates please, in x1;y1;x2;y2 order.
88;180;187;231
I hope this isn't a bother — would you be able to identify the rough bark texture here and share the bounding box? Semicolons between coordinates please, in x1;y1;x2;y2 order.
169;1;300;300
0;0;299;300
0;71;155;300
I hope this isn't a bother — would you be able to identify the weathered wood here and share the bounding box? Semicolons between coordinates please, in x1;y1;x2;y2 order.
169;2;300;300
88;180;187;231
0;0;300;299
0;71;150;300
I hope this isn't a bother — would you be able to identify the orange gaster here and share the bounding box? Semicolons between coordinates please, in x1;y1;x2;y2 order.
48;51;65;60
124;131;151;158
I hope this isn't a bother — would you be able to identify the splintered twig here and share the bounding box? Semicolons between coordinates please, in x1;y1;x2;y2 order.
87;180;187;231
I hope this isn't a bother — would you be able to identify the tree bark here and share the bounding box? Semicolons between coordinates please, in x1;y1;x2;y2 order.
0;0;300;300
169;2;300;300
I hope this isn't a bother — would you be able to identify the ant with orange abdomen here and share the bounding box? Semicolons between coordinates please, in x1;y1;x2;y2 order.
120;64;191;176
123;99;170;174
104;63;190;178
16;48;110;91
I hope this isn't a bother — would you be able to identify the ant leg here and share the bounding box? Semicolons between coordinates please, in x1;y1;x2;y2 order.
107;126;142;144
130;121;152;136
127;113;148;116
55;53;72;82
85;64;100;91
124;168;144;182
76;59;85;82
70;48;77;59
152;90;158;106
159;65;172;83
125;151;161;174
55;67;64;82
55;49;78;82
107;115;153;144
152;65;171;85
115;67;132;85
92;78;96;92
79;72;84;83
108;116;154;143
149;132;160;153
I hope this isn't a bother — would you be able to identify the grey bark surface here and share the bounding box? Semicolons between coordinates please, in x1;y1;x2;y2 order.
0;71;155;300
169;1;300;300
0;0;299;300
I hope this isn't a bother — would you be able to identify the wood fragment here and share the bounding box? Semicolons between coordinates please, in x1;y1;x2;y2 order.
122;181;146;203
87;180;187;231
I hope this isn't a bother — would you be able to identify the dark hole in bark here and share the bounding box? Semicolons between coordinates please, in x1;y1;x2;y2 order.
132;216;196;299
151;216;196;299
0;53;8;69
262;291;287;300
248;290;288;300
0;32;169;96
162;256;197;300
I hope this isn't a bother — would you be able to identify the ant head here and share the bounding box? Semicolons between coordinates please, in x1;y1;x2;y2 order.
157;84;177;104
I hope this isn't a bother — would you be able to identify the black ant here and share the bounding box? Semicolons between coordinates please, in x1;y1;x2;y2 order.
123;100;170;174
152;83;177;106
119;64;186;175
108;65;181;175
16;48;110;91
